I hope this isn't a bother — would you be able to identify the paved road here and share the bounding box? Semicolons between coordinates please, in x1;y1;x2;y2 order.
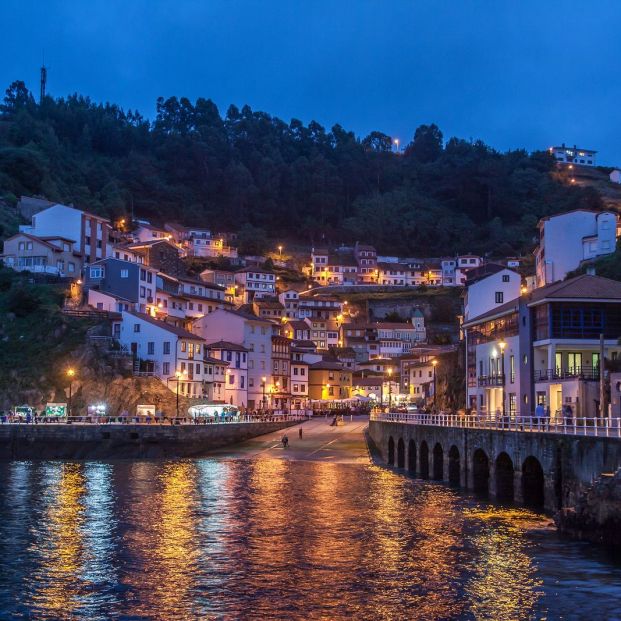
209;415;370;463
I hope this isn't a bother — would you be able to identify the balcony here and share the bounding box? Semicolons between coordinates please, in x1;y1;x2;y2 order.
478;374;505;387
534;367;600;382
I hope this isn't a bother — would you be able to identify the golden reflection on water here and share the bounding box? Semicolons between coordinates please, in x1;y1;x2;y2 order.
3;459;587;620
30;463;87;618
463;506;545;621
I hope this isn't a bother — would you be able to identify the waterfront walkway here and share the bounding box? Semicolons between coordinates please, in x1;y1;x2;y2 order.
372;412;621;438
210;415;370;463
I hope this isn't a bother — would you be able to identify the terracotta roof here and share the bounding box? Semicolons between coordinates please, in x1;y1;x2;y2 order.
221;308;274;324
310;361;347;371
205;340;249;352
528;274;621;305
203;355;229;365
5;232;64;252
285;320;309;331
370;322;416;330
124;311;204;340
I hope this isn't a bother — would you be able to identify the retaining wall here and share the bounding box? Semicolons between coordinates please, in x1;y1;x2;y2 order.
0;421;297;460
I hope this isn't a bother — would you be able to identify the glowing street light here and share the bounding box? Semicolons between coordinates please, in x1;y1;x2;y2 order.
431;359;438;411
66;368;76;417
261;376;267;410
175;369;187;418
278;245;283;258
387;367;394;411
499;339;507;418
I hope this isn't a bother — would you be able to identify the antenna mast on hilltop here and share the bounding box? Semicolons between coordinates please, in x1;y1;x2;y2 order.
40;53;47;103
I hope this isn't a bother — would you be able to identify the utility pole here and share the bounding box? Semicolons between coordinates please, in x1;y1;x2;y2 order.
40;57;47;104
600;333;606;422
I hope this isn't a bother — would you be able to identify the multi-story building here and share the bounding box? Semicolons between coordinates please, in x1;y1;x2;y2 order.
126;239;185;277
253;297;285;320
234;268;276;303
283;320;311;341
278;289;300;318
19;203;112;264
134;223;170;243
463;275;621;420
193;308;277;409
205;340;248;407
366;319;427;358
534;210;618;287
549;144;597;167
1;233;82;277
354;242;378;283
290;347;309;410
463;265;522;322
308;361;352;401
117;311;207;400
85;258;159;314
270;336;291;411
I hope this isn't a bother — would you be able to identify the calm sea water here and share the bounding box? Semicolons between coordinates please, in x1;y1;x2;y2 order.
1;459;620;620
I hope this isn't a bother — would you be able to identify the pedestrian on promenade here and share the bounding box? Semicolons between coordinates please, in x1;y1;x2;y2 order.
282;435;289;448
535;402;545;429
299;427;303;440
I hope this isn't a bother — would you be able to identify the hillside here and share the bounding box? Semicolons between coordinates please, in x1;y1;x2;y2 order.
0;80;607;256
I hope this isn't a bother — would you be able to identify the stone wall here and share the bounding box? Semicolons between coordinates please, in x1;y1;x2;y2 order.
0;420;296;460
368;420;621;513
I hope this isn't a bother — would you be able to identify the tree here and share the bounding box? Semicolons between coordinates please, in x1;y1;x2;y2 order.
405;123;443;162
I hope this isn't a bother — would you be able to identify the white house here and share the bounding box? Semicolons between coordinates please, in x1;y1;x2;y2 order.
193;308;278;409
19;203;112;264
205;340;249;408
463;266;522;322
549;144;597;167
534;210;618;287
278;289;300;319
234;268;276;303
117;311;206;400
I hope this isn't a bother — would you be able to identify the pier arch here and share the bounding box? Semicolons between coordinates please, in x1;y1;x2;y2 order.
433;443;444;481
397;438;405;468
448;445;460;486
473;449;490;495
495;452;515;502
522;456;544;509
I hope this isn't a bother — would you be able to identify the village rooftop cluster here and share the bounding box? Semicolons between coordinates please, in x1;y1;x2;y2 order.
1;189;621;419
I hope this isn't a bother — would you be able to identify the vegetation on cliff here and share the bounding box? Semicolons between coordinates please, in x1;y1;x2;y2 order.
0;80;604;255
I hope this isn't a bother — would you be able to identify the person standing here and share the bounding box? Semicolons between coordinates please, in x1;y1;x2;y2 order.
299;427;303;440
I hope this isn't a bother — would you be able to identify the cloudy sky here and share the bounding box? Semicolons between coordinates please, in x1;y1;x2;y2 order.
2;0;620;163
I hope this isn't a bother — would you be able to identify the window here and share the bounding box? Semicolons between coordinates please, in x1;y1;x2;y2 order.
510;355;515;383
502;275;510;282
163;341;171;355
90;266;104;278
228;374;234;385
495;292;504;304
120;269;129;278
18;242;25;251
163;362;170;375
147;342;154;355
133;323;140;333
181;341;187;352
241;376;245;388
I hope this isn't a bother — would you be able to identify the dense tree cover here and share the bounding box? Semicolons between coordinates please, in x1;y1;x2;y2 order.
0;81;603;255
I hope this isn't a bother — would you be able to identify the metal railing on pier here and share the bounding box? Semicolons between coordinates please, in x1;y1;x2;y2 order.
370;411;621;438
0;413;309;426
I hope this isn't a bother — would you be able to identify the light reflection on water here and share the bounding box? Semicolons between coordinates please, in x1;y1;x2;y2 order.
0;460;620;620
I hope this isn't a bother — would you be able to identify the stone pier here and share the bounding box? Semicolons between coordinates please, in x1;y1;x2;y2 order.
369;420;621;512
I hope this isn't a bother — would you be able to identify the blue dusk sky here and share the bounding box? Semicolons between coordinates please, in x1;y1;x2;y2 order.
2;0;620;164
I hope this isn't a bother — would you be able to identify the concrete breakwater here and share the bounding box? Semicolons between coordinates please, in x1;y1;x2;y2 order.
0;420;298;460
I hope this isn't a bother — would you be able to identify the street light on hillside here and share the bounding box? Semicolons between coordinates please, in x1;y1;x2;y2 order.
261;376;267;410
387;367;393;411
278;245;283;258
66;368;75;417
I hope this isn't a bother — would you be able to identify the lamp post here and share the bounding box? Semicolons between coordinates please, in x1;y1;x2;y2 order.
431;359;438;411
261;376;267;410
499;339;506;419
66;368;75;417
387;367;393;411
175;370;182;418
278;245;283;258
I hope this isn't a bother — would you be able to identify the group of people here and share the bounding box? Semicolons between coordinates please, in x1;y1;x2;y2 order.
281;427;304;448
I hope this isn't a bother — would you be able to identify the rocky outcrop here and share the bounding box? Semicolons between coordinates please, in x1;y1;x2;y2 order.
555;470;621;547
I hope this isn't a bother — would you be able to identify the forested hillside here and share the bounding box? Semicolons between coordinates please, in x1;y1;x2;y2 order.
0;80;604;255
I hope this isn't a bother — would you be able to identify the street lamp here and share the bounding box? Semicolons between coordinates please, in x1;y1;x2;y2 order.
431;359;438;411
499;339;507;418
175;370;187;418
387;367;394;411
278;245;283;258
261;376;267;410
325;383;331;400
66;368;75;417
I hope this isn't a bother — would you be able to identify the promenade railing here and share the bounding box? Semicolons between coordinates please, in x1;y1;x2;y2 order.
0;413;309;426
370;411;621;438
